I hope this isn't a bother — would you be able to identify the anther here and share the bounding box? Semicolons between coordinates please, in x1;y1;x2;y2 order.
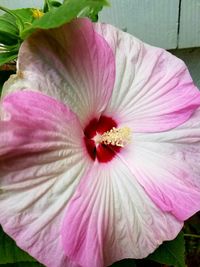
98;127;131;147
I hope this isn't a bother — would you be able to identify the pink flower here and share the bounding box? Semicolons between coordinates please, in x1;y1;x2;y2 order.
0;18;200;267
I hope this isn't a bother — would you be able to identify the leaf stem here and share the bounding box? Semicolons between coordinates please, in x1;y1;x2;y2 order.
184;234;200;238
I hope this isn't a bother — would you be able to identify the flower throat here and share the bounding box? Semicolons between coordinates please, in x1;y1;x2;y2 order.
84;116;131;163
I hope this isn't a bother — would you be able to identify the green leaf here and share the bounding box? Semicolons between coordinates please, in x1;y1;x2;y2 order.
63;0;110;4
0;8;36;48
0;263;44;267
0;0;109;63
147;231;186;267
0;7;44;41
0;8;41;64
77;3;104;22
8;8;40;33
0;51;18;66
0;13;19;45
110;259;137;267
0;226;36;264
0;6;24;34
21;0;110;39
0;32;18;46
0;41;20;66
43;0;62;12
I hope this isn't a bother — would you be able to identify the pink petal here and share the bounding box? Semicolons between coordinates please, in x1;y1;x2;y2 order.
120;108;200;221
3;18;115;127
95;23;200;132
61;158;182;267
0;91;91;267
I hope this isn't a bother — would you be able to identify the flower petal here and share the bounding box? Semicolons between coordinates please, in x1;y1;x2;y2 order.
0;91;90;266
120;108;200;221
61;159;182;267
95;23;200;132
2;18;115;127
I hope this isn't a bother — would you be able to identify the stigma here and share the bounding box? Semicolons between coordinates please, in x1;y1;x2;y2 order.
95;127;131;147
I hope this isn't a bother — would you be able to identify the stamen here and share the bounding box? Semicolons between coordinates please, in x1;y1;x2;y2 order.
98;127;131;147
32;9;44;19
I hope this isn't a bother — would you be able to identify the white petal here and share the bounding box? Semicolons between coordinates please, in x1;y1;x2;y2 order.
95;23;200;132
120;108;200;221
61;158;182;267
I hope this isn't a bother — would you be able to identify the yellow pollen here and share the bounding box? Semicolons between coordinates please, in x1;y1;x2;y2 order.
99;127;131;147
32;9;44;19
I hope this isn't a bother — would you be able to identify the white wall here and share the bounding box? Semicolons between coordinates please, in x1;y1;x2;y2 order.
0;0;42;9
178;0;200;48
100;0;179;49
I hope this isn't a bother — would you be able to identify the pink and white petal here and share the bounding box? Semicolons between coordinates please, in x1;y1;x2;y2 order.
0;171;83;267
120;108;200;221
0;91;84;168
95;23;200;132
0;91;91;266
2;18;115;127
61;159;183;267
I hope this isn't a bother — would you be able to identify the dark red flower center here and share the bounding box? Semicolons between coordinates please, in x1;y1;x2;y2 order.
84;116;121;163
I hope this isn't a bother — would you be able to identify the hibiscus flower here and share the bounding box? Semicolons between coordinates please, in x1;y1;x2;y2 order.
0;18;200;267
